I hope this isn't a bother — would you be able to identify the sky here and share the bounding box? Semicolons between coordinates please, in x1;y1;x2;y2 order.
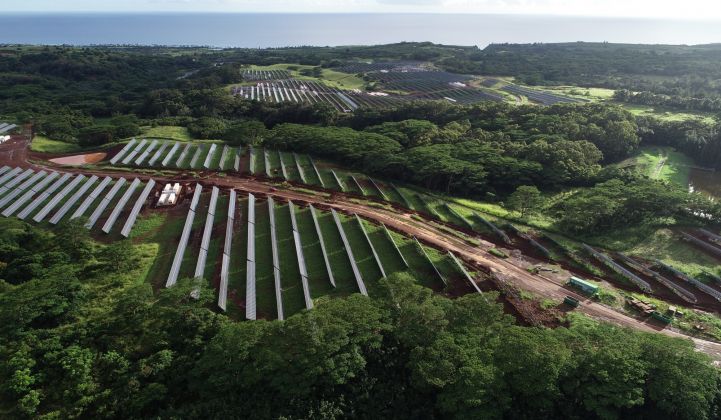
3;0;721;20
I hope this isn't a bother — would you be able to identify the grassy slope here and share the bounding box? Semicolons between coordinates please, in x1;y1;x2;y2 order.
30;135;82;154
141;126;194;142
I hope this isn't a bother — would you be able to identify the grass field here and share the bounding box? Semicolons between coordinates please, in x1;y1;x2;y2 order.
30;135;82;154
615;146;693;186
619;104;716;123
141;125;194;141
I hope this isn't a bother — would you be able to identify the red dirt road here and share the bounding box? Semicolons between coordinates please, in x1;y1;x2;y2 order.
5;140;721;360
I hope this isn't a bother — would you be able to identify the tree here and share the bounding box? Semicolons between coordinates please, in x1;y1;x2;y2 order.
507;185;543;217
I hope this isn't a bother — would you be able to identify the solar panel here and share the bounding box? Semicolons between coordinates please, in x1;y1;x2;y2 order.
148;141;169;166
0;170;47;212
246;193;256;320
233;147;242;171
0;167;22;188
289;201;313;310
203;144;217;169
310;205;336;287
264;149;272;177
70;176;112;220
355;215;387;278
1;171;51;215
188;145;203;169
383;224;409;268
268;197;284;320
193;186;219;279
218;189;236;311
331;170;345;191
0;166;10;176
293;153;307;183
135;139;158;166
309;157;325;187
447;251;483;295
0;124;17;134
17;173;71;220
32;174;87;222
0;169;33;194
121;139;147;165
102;178;141;233
109;138;137;165
218;145;229;170
175;143;192;167
161;142;181;167
119;179;156;237
49;175;99;224
332;209;367;296
278;151;288;180
86;178;127;229
166;184;203;287
414;237;446;286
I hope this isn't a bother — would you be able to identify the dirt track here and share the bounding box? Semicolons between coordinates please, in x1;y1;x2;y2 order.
5;136;721;360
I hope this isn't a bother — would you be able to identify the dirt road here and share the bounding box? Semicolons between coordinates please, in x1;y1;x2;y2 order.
5;143;721;359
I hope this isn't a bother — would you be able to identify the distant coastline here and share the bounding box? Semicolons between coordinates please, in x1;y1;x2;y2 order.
1;13;720;48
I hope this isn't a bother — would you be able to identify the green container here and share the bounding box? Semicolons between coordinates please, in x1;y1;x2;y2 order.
651;311;672;324
563;296;580;308
568;276;598;295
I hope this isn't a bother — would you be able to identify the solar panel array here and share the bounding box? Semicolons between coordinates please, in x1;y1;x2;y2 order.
188;145;204;169
50;175;99;224
2;172;59;217
203;144;218;169
122;139;147;165
135;139;158;166
18;173;71;220
268;196;284;320
355;214;387;278
448;251;483;295
162;142;181;167
194;186;219;279
246;193;257;320
166;184;203;287
218;189;236;311
109;139;137;165
33;174;86;222
310;204;335;287
293;153;307;183
289;201;313;310
86;178;127;228
175;143;192;167
102;178;141;233
71;176;112;220
415;236;446;286
148;141;169;166
218;145;230;170
309;157;325;188
383;224;409;268
278;151;289;180
332;209;367;296
120;179;156;237
264;149;271;178
0;170;49;212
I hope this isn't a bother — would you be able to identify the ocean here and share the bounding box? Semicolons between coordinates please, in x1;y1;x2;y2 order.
0;13;720;48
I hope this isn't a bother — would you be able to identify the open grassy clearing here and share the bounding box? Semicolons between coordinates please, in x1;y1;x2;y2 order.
141;125;194;141
30;135;82;154
620;104;716;123
615;146;693;186
274;202;306;317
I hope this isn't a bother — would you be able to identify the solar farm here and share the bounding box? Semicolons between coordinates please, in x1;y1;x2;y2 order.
157;184;478;320
0;165;156;238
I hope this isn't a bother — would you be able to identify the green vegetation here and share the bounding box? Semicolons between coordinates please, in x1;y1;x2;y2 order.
142;125;194;141
3;217;718;418
616;146;693;186
29;135;82;154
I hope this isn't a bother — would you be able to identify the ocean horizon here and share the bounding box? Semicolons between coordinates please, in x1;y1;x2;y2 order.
1;13;721;48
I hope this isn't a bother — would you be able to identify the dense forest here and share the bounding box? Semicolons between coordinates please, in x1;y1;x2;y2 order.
0;218;719;419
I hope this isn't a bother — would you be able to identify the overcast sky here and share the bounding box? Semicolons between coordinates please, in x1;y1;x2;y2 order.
3;0;720;20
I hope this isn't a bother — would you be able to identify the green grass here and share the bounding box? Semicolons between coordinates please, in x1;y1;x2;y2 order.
615;146;693;187
627;228;721;278
30;135;82;154
280;152;300;181
254;199;279;319
619;104;716;124
296;207;339;298
274;203;306;317
227;196;248;320
316;210;358;293
340;215;383;292
141;125;194;141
